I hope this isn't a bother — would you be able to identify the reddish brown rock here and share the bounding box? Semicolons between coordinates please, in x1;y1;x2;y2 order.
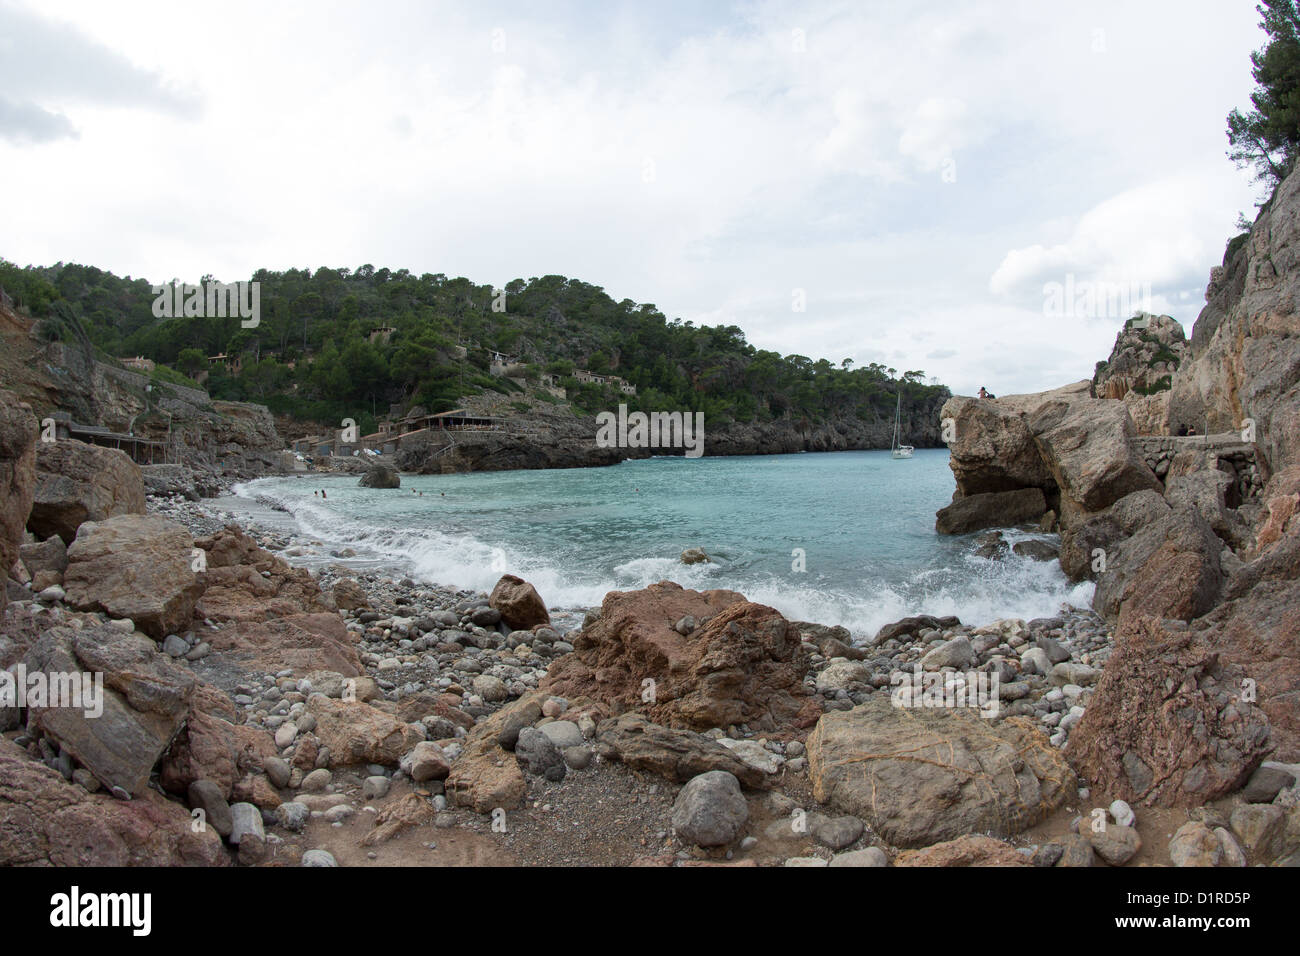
0;390;37;612
807;697;1074;848
62;514;203;639
1201;532;1300;760
194;527;358;675
541;582;814;733
159;705;279;799
489;573;551;629
895;834;1031;867
361;793;435;846
307;696;422;768
27;438;145;545
445;693;543;813
0;739;227;866
1064;615;1271;805
230;772;282;809
331;577;370;611
204;614;361;678
1093;506;1224;624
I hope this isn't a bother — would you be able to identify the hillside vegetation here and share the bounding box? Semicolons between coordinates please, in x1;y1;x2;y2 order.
0;260;948;439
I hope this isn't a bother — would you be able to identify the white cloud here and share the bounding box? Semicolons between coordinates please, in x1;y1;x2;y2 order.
0;0;1269;397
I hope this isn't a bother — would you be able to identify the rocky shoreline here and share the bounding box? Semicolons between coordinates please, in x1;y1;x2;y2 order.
3;423;1298;868
7;164;1300;867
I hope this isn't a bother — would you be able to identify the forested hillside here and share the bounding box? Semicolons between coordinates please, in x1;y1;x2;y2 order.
0;259;949;438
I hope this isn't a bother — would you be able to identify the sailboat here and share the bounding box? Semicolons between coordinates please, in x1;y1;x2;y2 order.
891;391;913;459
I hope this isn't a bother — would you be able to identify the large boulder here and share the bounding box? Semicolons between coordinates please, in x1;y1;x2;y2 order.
27;439;145;544
0;738;227;866
0;391;37;612
62;514;202;639
358;464;400;489
670;770;749;847
193;526;360;675
1092;505;1224;623
1064;615;1271;806
594;712;768;788
306;696;422;768
935;487;1047;535
23;624;196;796
806;697;1074;848
489;573;550;629
444;693;542;813
1201;533;1300;760
939;386;1084;497
1059;490;1169;581
541;582;816;733
1028;398;1162;528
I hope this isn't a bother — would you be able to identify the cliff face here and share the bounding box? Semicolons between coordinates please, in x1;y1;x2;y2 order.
0;308;283;480
1092;313;1187;400
1167;168;1300;478
395;398;949;475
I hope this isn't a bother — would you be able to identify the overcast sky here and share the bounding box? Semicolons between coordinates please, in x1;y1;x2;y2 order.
0;0;1265;396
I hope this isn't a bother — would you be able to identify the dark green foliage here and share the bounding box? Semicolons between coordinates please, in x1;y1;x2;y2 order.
1133;375;1173;396
3;260;950;431
1227;1;1300;186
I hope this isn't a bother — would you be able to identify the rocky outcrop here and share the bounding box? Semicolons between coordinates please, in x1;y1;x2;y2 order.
63;514;203;639
306;696;422;768
26;439;145;545
594;712;769;788
939;381;1160;533
1064;615;1271;806
1092;313;1187;401
541;582;816;733
488;574;550;630
940;385;1082;497
806;697;1075;848
23;623;195;796
1092;505;1224;623
358;464;400;488
935;487;1047;535
193;526;360;676
1028;398;1162;528
0;390;37;611
1167;167;1300;479
0;738;227;866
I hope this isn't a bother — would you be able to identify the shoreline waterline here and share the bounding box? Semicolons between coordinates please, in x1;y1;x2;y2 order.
206;451;1094;638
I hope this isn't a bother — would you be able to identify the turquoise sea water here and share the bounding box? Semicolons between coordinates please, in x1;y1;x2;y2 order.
224;449;1092;639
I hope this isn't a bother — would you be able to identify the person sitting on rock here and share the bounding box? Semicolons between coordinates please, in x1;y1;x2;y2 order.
978;386;989;399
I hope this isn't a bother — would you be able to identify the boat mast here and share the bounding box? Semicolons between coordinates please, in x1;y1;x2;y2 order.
893;391;901;450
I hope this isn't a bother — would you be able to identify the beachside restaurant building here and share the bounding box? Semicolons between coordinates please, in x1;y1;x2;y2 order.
358;409;515;453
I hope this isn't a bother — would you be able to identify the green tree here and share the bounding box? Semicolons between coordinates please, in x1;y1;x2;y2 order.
176;347;206;375
1227;0;1300;186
